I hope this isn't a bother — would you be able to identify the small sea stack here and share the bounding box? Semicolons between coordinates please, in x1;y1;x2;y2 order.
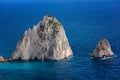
10;15;73;61
92;38;114;59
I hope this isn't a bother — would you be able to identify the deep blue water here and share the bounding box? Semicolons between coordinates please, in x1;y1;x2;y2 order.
0;0;120;80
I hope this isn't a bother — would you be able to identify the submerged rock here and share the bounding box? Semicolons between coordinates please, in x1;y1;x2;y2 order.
0;56;5;62
92;38;114;59
11;15;73;61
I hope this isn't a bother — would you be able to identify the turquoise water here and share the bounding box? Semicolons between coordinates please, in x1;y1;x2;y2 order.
0;0;120;80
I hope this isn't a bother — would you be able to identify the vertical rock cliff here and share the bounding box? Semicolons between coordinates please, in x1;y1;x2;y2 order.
92;38;114;59
11;15;73;61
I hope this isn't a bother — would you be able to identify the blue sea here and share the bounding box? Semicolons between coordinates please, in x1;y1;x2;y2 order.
0;0;120;80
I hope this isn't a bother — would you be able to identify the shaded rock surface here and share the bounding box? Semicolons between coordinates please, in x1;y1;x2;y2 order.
11;15;73;61
92;38;114;58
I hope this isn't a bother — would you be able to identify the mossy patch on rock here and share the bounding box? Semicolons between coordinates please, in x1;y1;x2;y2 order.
47;16;62;37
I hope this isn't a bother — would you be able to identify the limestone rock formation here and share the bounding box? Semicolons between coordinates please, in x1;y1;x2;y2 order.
92;38;114;59
0;56;5;62
10;15;73;61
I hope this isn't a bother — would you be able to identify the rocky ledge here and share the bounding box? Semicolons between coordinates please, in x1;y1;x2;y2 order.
9;15;73;61
92;38;114;59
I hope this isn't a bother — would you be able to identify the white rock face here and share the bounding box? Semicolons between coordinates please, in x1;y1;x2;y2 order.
92;38;114;58
11;15;73;61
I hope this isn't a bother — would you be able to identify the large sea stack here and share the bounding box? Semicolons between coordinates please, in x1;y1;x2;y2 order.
0;56;5;62
10;15;73;61
92;38;114;59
